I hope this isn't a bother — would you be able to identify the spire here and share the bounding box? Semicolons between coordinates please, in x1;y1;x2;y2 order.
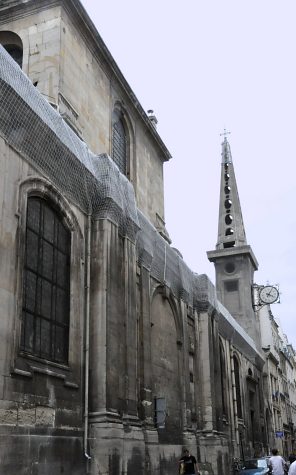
207;131;261;348
207;133;259;348
216;135;247;250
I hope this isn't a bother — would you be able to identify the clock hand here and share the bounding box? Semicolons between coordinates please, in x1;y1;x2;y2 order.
267;289;275;297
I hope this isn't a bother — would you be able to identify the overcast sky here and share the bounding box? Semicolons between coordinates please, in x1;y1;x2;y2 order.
81;0;296;348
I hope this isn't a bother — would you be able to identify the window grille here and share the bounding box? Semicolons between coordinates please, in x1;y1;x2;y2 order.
20;197;70;364
112;117;127;175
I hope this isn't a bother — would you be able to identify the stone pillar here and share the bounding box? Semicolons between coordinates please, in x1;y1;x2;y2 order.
212;315;224;432
138;265;153;425
229;345;240;453
88;218;146;474
123;237;138;421
88;218;124;416
88;218;124;474
197;310;215;432
180;299;189;432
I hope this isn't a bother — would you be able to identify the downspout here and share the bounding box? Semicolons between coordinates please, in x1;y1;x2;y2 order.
230;348;239;448
84;214;91;461
265;356;273;453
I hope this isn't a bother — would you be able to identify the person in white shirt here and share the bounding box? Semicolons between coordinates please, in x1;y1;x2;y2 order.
289;461;296;475
268;448;287;475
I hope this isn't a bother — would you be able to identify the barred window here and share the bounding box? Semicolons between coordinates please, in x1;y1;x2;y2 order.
112;116;127;175
20;197;70;364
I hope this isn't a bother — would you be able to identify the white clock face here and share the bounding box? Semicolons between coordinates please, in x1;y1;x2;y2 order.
259;286;279;304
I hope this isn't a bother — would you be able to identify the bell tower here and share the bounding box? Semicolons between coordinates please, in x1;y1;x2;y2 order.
207;133;261;347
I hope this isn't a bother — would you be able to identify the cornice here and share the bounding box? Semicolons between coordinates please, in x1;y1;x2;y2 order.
263;348;279;366
207;245;258;270
0;0;61;22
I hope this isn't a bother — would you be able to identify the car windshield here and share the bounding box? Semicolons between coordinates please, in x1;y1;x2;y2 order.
258;460;268;468
243;459;267;469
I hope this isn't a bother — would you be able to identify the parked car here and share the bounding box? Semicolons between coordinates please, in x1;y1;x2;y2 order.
239;458;270;475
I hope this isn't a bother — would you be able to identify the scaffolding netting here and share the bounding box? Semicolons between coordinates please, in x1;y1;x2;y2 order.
0;42;264;361
0;44;223;311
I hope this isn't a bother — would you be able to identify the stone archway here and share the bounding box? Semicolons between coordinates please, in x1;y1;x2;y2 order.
150;291;182;443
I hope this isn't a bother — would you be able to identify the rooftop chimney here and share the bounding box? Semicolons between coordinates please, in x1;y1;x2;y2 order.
147;109;158;129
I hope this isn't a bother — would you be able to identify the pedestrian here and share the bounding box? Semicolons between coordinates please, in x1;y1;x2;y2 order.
289;455;296;465
268;449;287;475
178;448;199;475
288;460;296;475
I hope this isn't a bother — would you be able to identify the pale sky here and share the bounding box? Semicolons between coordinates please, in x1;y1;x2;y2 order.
81;0;296;348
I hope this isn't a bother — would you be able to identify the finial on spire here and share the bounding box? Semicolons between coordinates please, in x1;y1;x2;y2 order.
221;128;232;164
220;128;231;142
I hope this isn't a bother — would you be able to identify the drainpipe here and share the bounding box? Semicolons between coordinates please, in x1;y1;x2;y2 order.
230;348;239;447
84;214;91;461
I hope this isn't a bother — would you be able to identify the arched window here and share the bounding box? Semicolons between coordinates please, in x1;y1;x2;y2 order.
219;340;227;416
112;110;127;175
20;197;71;364
233;355;242;418
0;31;23;68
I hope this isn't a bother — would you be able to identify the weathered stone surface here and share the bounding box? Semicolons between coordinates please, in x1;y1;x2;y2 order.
0;1;273;474
18;406;36;426
0;407;17;425
36;406;55;426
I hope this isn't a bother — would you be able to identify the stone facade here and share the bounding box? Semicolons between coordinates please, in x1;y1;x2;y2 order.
0;1;294;474
0;0;170;231
259;304;296;458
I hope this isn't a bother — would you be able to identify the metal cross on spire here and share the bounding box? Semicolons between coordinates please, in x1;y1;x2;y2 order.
220;128;231;141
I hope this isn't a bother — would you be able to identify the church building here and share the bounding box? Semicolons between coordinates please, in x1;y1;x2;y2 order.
0;1;273;473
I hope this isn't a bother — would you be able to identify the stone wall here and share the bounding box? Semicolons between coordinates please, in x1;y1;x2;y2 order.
0;0;170;230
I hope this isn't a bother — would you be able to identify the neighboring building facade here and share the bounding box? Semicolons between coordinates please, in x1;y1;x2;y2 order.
259;304;296;458
0;1;295;475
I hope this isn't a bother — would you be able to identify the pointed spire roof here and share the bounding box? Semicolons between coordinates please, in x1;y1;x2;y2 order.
207;134;259;344
208;133;258;271
216;136;247;250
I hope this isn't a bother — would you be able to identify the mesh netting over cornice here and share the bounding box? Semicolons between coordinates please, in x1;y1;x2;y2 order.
0;46;262;362
0;46;139;239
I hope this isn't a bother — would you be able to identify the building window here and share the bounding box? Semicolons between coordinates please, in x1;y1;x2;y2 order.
219;341;227;416
225;280;238;292
224;261;235;274
234;355;242;418
112;111;127;175
20;197;70;364
0;31;23;68
4;44;23;67
154;397;166;429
